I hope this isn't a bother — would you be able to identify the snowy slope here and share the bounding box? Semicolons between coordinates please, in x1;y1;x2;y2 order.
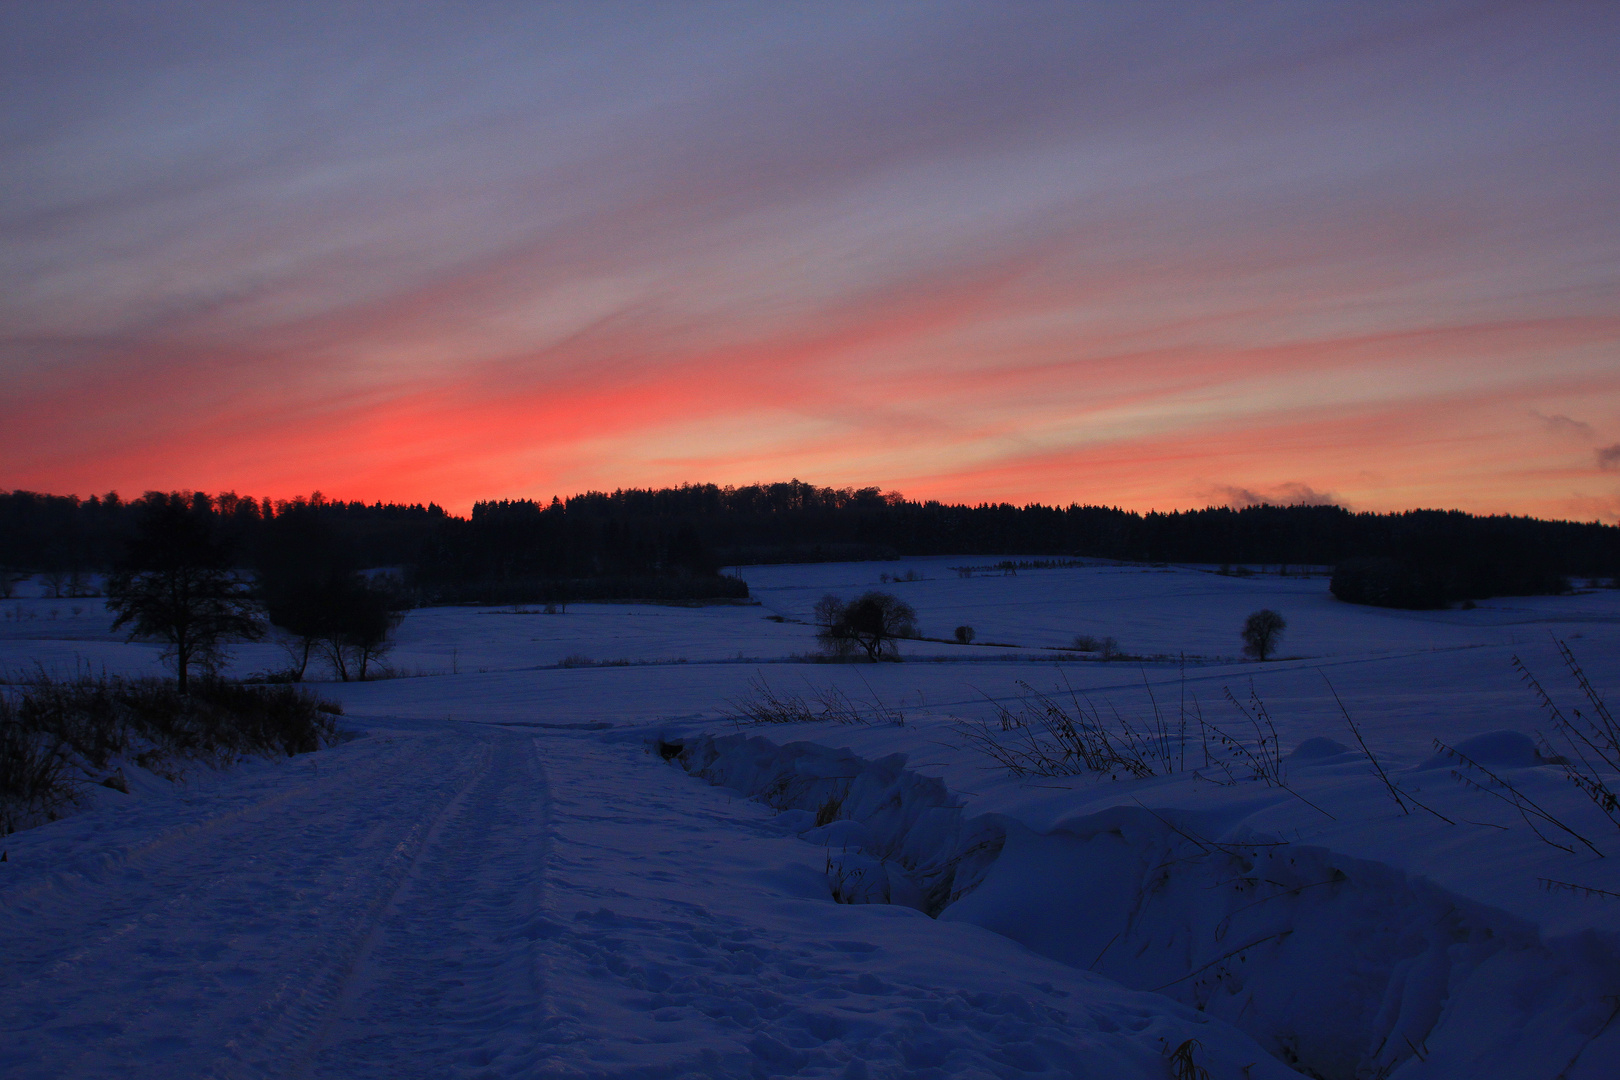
5;560;1619;1078
655;721;1620;1079
9;557;1612;681
0;714;1289;1079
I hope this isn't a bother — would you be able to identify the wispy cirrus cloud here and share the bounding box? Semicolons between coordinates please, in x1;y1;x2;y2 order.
1;2;1617;516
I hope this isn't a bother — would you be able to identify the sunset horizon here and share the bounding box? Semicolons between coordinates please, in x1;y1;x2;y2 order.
5;2;1618;521
7;475;1618;526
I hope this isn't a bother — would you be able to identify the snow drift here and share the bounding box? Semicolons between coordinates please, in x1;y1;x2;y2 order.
666;730;1620;1080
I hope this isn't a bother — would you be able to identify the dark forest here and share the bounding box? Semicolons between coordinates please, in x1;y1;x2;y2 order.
2;481;1616;609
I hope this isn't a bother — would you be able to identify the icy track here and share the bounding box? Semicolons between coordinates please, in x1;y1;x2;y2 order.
0;717;1289;1080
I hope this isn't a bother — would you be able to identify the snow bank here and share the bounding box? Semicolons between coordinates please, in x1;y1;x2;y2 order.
665;729;1620;1080
663;733;1005;915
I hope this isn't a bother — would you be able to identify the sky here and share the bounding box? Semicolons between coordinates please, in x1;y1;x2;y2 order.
2;1;1618;519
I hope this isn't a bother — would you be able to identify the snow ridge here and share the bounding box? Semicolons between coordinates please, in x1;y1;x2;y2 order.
666;733;1005;915
557;728;1294;1079
667;730;1620;1080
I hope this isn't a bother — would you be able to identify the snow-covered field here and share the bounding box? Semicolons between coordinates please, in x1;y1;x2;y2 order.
4;558;1619;1078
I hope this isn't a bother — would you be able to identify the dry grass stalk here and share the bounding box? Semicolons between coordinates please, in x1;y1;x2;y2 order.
1166;1038;1211;1080
954;678;1161;779
1323;672;1454;824
729;673;906;726
1436;739;1601;857
1520;641;1620;835
1540;877;1620;901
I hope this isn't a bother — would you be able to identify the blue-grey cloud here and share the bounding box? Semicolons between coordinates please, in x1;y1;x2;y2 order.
1210;483;1341;510
1533;411;1594;439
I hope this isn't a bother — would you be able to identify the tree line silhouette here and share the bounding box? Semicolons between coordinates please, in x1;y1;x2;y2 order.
3;480;1616;609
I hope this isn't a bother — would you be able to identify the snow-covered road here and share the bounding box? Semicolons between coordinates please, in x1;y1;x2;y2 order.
0;722;548;1078
1;718;1286;1079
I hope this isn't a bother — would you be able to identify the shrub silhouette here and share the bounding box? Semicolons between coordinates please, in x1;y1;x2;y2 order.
816;591;918;661
1241;609;1286;661
1;673;339;833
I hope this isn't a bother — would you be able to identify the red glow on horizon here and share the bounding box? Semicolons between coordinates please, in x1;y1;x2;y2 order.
3;4;1617;522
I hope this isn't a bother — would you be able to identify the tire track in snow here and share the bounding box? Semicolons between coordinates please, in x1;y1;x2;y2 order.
201;736;504;1080
0;725;505;1079
0;732;417;923
1;718;1283;1080
299;734;550;1079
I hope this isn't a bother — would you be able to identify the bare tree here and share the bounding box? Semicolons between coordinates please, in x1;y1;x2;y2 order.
107;495;263;693
1242;609;1287;662
260;523;407;682
817;591;918;661
813;594;844;630
316;575;407;681
258;508;346;681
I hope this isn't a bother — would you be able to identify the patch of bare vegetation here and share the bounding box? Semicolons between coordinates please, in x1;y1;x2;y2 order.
729;673;905;726
1;671;341;834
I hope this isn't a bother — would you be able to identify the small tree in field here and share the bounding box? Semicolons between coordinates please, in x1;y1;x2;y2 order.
813;594;845;631
263;577;331;682
954;625;976;644
317;575;408;681
1242;609;1286;662
265;573;406;682
257;509;407;682
817;591;918;661
258;508;346;681
107;494;263;693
